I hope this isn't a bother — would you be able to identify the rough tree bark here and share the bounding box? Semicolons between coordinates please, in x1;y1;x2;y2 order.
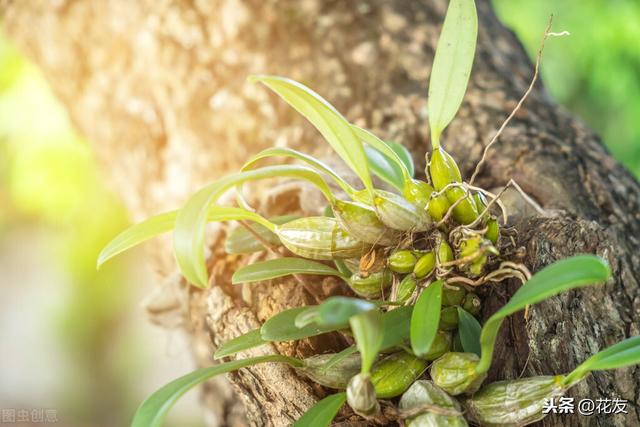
2;0;639;426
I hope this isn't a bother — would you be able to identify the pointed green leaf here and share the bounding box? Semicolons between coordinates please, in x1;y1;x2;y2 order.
261;306;348;342
317;297;377;328
350;309;384;374
232;257;347;284
476;255;611;374
242;147;357;197
457;307;481;356
322;346;359;371
174;165;336;288
132;355;301;427
566;336;640;385
352;125;411;182
333;259;353;277
293;392;346;427
216;306;413;361
388;141;414;178
98;207;273;269
364;145;405;191
214;329;266;359
428;0;478;147
381;305;414;350
250;75;374;196
98;211;177;268
411;280;444;357
224;215;298;254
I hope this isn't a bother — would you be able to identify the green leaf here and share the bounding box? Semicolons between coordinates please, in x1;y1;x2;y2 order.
322;346;359;370
224;215;298;254
324;306;414;371
250;75;373;196
457;307;481;356
174;165;336;288
216;305;412;361
98;207;273;269
333;259;353;277
428;0;478;148
232;257;347;284
317;297;377;328
214;329;266;359
261;306;348;342
242;147;357;198
293;392;346;427
410;280;444;357
98;211;177;268
381;305;413;350
132;355;301;427
350;309;384;374
476;255;611;374
351;125;411;182
364;145;405;191
565;336;640;385
388;141;414;178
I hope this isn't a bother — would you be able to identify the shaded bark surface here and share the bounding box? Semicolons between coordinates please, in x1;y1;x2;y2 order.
2;0;639;425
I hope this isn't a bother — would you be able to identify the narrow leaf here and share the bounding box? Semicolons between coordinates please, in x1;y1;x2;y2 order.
350;309;384;374
261;306;348;342
364;145;405;191
132;355;301;427
293;392;346;427
232;257;346;284
251;75;374;196
457;307;481;356
214;329;266;359
476;255;611;374
98;207;273;269
317;297;377;328
224;215;298;254
566;336;640;385
174;165;335;288
333;259;353;277
98;211;177;268
242;147;357;197
323;346;359;371
325;305;414;369
352;125;411;181
381;305;414;350
428;0;478;147
411;280;444;357
388;141;414;178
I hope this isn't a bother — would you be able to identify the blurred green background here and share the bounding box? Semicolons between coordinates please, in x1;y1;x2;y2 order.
493;0;640;176
0;28;200;427
0;1;638;426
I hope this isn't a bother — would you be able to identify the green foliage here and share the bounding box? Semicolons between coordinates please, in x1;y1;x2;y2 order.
232;257;347;284
428;0;478;147
410;280;443;357
260;306;347;342
565;335;640;385
350;309;384;374
250;75;374;196
214;329;265;359
457;307;481;356
173;165;333;287
91;1;639;424
476;255;610;373
132;355;301;427
292;392;346;427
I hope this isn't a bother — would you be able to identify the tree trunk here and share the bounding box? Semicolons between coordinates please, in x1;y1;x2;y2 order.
2;0;639;425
